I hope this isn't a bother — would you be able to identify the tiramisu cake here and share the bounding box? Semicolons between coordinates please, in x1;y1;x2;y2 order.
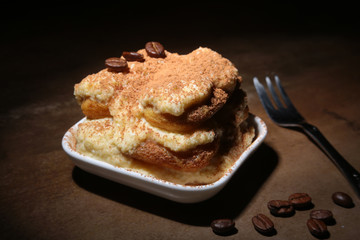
73;42;255;185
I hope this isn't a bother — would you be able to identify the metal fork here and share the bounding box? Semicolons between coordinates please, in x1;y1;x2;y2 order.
254;75;360;198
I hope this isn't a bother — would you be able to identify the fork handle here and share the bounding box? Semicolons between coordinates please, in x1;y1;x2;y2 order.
301;123;360;198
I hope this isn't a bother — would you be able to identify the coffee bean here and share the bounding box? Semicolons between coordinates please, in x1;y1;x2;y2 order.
122;51;145;62
307;218;329;238
145;41;166;58
267;200;295;217
310;210;334;225
252;214;275;236
332;192;354;208
288;193;312;209
105;57;128;72
210;219;235;235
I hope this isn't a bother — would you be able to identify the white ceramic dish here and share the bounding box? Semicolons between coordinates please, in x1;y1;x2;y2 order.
62;114;267;203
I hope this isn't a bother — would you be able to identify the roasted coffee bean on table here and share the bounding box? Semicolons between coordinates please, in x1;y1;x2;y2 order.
145;41;166;58
210;218;235;235
288;192;313;209
122;51;145;62
332;192;354;208
252;214;275;236
267;200;295;217
307;218;329;238
105;57;128;72
310;209;334;225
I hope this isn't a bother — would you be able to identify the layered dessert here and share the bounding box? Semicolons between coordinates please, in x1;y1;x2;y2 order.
73;42;255;185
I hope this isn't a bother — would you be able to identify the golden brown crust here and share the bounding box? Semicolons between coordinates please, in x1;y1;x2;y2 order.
81;98;111;119
143;108;199;133
129;138;219;172
142;87;229;133
186;88;229;123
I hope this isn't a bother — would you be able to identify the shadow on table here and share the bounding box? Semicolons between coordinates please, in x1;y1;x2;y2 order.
72;143;278;226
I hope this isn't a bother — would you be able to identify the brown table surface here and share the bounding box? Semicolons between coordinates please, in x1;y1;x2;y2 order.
1;3;360;240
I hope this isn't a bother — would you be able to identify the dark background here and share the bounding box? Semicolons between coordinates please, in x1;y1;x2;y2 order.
1;2;359;115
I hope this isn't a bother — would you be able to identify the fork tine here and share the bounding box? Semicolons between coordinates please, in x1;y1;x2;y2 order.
253;77;277;114
266;76;284;109
274;76;302;114
274;76;293;108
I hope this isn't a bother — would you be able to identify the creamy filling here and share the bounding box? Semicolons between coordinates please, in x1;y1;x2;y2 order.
76;115;216;155
75;117;255;185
